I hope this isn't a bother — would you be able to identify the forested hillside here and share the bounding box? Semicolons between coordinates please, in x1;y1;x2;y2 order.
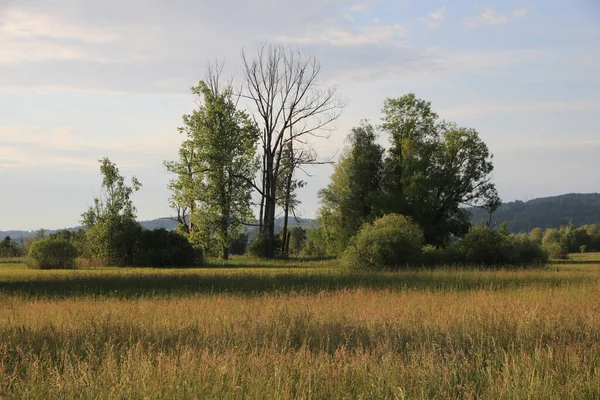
469;193;600;233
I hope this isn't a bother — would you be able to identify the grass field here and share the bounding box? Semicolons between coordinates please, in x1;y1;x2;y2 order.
1;256;599;399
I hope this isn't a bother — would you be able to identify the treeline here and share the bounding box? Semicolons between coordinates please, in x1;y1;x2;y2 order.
528;223;600;259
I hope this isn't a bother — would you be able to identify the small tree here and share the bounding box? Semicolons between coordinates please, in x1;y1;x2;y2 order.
82;158;142;266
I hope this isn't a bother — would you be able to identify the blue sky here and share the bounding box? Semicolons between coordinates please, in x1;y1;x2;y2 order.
1;0;599;230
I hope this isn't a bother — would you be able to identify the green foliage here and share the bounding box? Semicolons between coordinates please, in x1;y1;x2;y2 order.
318;122;384;254
27;237;77;269
341;214;423;271
230;234;249;255
287;227;307;256
529;228;543;245
82;158;142;267
165;77;259;259
134;229;201;267
544;243;569;260
380;94;499;246
0;236;23;258
317;94;499;254
301;228;329;258
452;225;548;267
248;232;282;258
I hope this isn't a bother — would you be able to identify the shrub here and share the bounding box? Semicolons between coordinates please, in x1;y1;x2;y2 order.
452;225;547;267
134;228;201;267
248;232;282;258
27;238;77;269
544;242;569;260
301;228;328;258
341;214;423;271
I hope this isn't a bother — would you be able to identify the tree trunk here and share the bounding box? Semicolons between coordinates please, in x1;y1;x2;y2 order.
222;245;229;260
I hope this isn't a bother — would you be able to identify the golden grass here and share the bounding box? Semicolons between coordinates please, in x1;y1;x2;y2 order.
1;258;599;398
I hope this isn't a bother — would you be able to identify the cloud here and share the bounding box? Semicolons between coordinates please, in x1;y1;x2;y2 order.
419;7;446;30
281;23;408;46
440;100;600;119
465;8;508;28
0;125;181;170
513;8;528;18
1;8;119;44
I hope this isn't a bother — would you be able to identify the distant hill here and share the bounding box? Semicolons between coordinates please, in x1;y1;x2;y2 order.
469;193;600;233
4;194;599;239
0;216;319;241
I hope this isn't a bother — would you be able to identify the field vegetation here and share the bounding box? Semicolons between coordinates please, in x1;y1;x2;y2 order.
1;256;599;399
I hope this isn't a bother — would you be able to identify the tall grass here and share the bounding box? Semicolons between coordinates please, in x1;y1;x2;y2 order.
1;258;599;398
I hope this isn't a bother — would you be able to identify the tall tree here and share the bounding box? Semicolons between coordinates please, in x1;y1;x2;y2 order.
82;158;142;266
381;94;499;245
242;43;345;257
166;68;259;259
318;122;384;255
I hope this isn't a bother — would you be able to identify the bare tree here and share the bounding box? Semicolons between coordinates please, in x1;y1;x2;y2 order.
242;43;345;257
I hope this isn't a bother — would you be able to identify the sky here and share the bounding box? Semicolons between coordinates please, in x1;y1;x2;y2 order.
1;0;599;231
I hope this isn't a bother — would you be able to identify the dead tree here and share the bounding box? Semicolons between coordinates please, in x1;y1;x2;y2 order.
242;43;345;257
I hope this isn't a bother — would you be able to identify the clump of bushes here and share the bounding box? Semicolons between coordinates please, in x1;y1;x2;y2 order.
450;225;548;267
341;215;549;271
134;228;201;267
341;214;423;271
27;237;78;269
544;243;568;260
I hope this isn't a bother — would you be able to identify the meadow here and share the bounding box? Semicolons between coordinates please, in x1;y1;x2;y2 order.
1;255;599;399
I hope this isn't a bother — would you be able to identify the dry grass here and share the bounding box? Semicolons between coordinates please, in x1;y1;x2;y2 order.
1;257;599;398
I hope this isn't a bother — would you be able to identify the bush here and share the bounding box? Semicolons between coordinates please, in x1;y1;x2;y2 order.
301;228;329;258
248;232;282;258
452;225;548;267
27;238;78;269
341;214;423;271
134;228;201;267
544;242;569;260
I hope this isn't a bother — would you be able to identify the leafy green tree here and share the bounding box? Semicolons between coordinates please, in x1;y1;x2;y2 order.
381;94;499;245
318;122;384;255
166;71;259;259
82;158;142;266
0;236;22;257
287;227;307;256
529;228;544;244
301;228;328;257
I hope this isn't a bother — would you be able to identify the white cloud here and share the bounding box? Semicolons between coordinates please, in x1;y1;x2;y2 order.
1;8;119;44
281;23;408;46
419;7;446;30
513;8;528;18
465;8;508;28
0;125;181;170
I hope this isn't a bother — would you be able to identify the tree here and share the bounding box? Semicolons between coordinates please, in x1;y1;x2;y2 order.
0;236;22;258
529;227;544;244
318;122;384;254
242;43;345;257
82;158;142;266
287;227;307;256
166;67;259;259
381;94;499;245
